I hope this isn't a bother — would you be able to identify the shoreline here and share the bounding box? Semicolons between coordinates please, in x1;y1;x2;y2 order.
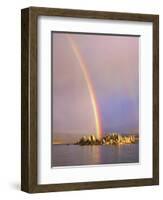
53;133;139;146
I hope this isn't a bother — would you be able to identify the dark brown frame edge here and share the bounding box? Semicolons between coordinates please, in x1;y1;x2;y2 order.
21;6;159;193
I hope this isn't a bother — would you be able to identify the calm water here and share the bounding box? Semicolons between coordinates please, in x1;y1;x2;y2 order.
52;143;139;167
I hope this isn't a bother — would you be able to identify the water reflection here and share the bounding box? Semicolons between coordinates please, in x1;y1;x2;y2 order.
52;143;139;167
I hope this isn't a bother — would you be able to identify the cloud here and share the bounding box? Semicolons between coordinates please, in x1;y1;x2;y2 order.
52;33;139;141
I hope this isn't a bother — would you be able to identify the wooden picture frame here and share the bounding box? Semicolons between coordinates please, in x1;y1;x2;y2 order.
21;7;159;193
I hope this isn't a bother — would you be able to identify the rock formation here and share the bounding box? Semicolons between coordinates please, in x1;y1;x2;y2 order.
75;133;138;146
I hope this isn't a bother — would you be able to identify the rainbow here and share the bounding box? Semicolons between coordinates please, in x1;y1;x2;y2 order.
67;35;103;139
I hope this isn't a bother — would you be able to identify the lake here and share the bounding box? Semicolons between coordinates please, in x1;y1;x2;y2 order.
52;143;139;167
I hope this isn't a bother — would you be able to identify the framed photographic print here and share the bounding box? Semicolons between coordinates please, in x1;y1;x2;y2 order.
21;7;159;193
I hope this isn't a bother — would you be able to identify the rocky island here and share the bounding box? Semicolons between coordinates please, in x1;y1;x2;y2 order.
75;133;138;146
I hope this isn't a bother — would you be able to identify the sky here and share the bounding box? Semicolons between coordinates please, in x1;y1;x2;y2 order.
52;32;139;143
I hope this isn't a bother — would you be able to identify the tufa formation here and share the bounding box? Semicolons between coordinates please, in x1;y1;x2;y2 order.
75;133;138;146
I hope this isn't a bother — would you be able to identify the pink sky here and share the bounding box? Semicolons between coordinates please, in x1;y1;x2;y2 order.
52;32;139;143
